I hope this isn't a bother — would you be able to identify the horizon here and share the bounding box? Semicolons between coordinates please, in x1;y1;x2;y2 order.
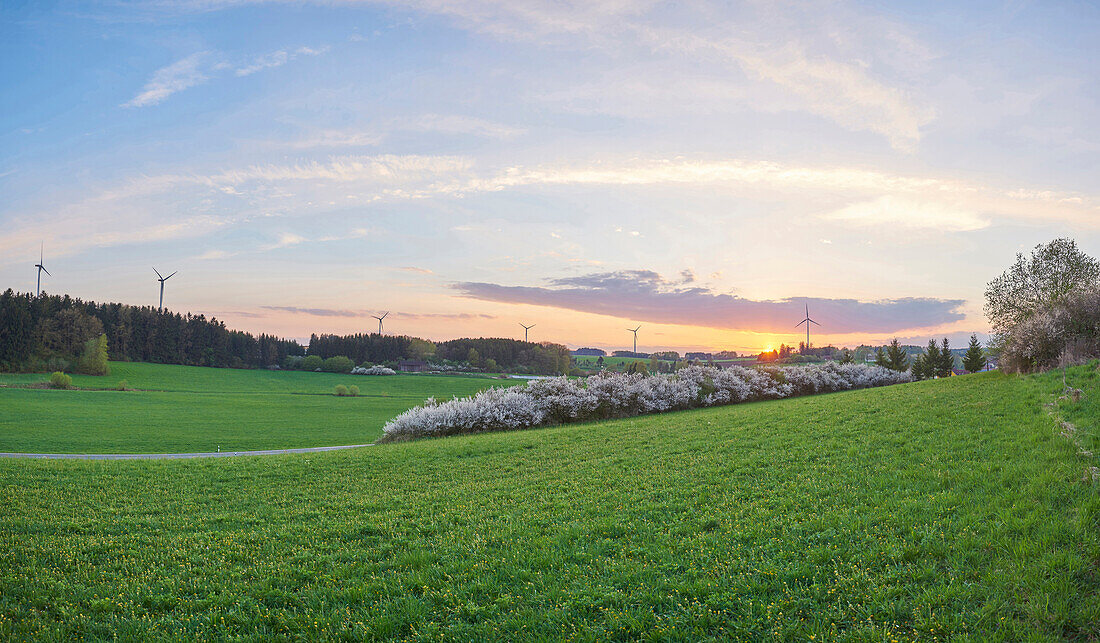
3;1;1098;353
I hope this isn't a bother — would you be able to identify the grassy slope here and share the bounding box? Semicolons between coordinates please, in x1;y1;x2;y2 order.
0;369;1097;640
0;362;513;453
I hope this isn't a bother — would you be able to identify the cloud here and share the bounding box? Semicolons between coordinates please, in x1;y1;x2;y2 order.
822;196;990;232
5;153;1097;263
124;45;328;107
235;45;327;76
261;306;364;317
123;52;210;107
398;266;434;274
452;270;966;333
260;305;495;320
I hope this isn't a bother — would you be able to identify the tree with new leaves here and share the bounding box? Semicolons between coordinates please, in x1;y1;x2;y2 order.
77;334;109;376
839;349;854;364
962;334;986;373
885;338;910;372
985;238;1100;333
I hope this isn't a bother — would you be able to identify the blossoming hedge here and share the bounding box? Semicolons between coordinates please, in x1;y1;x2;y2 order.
379;363;910;442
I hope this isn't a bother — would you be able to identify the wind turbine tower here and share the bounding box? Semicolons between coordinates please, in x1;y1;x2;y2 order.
33;243;50;297
627;325;641;353
153;268;177;311
796;304;820;350
520;323;535;342
372;312;389;334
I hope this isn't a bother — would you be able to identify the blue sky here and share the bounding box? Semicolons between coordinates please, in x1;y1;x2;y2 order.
2;0;1098;352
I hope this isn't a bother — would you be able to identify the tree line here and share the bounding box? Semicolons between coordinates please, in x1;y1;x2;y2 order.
0;290;303;372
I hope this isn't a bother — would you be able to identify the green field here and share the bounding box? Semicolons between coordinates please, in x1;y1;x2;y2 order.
1;366;1097;639
0;363;514;453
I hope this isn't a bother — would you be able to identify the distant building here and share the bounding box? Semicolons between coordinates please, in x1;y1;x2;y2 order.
573;347;607;356
397;359;429;372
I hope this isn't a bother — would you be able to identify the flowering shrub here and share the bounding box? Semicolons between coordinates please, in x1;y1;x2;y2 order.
379;363;910;442
351;365;397;376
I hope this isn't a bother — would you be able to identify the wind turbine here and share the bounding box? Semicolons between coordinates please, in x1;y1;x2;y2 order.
33;243;50;297
153;267;177;311
796;304;820;350
520;323;535;342
627;325;641;353
372;312;389;334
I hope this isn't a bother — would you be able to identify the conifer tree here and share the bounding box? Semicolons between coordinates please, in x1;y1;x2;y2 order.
936;338;955;377
874;346;888;367
885;338;910;372
922;339;941;377
962;334;986;373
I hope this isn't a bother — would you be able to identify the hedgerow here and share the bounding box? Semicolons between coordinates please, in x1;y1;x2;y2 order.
379;363;910;442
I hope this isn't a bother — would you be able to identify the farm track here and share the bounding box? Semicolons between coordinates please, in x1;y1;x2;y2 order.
0;443;375;460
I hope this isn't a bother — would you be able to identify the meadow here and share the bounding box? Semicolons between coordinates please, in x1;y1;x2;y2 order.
1;366;1097;640
0;363;513;453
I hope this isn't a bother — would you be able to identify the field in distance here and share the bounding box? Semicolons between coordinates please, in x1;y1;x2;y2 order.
1;367;1097;639
0;362;515;453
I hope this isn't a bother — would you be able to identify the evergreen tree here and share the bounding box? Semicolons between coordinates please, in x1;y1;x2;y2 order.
962;334;986;373
911;352;929;380
936;338;955;377
885;338;910;372
839;348;854;364
922;339;941;378
874;347;888;367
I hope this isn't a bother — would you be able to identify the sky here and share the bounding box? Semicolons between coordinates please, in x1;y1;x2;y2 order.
2;0;1098;354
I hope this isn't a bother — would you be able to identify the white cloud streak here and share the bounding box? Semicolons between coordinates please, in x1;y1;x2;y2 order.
123;52;210;107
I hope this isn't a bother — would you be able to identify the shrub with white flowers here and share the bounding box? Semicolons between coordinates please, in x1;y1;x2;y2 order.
351;365;397;376
379;363;910;442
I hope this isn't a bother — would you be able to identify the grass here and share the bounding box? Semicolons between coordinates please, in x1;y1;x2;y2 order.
0;362;515;453
0;367;1097;640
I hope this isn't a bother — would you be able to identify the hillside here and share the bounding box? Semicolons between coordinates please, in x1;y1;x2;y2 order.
1;368;1098;639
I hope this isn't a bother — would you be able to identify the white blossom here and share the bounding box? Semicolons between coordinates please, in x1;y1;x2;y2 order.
380;363;910;442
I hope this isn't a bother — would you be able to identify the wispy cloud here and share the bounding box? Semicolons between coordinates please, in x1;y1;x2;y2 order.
235;45;328;76
124;45;329;107
453;270;966;333
123;52;210;107
260;305;495;320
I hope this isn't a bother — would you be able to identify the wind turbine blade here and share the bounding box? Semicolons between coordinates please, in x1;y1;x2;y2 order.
41;267;51;276
809;319;821;326
153;267;163;279
165;271;178;280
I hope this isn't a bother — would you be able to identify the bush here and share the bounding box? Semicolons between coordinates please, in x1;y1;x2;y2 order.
48;371;72;389
334;384;349;396
999;286;1100;372
116;380;129;391
348;385;360;397
351;365;396;376
323;356;355;373
283;355;305;370
302;355;324;372
379;363;910;442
